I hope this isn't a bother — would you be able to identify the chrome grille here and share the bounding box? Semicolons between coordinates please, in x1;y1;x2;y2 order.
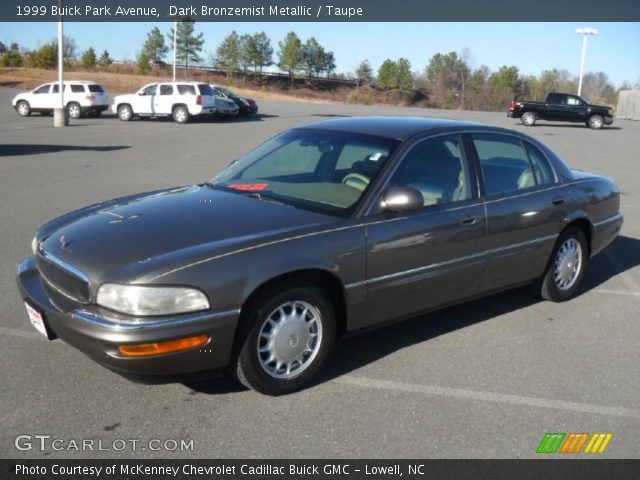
36;254;90;304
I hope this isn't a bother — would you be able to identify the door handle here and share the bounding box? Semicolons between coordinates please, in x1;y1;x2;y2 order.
460;215;480;226
552;196;565;205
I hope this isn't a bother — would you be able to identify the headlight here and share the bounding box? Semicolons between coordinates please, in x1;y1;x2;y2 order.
97;284;210;316
31;236;38;255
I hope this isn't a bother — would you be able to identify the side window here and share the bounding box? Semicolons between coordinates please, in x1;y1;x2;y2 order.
70;84;84;93
51;84;66;93
141;84;157;95
389;134;472;207
546;94;562;104
34;84;51;94
565;96;581;106
472;133;537;197
159;85;173;95
525;143;554;186
177;85;196;95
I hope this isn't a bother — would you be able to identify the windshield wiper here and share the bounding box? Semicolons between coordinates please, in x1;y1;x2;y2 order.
246;192;289;206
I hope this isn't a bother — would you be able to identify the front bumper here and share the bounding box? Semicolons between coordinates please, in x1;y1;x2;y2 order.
16;257;240;378
604;115;614;125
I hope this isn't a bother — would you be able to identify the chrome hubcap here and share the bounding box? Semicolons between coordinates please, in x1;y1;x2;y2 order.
69;105;80;117
175;109;187;122
257;300;322;379
523;113;534;125
554;238;582;290
18;103;28;115
591;117;602;128
119;107;131;120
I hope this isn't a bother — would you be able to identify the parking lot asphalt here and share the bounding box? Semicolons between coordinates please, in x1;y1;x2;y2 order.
1;86;639;459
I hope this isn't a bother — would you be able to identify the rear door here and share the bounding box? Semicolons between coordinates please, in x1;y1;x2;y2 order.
361;133;487;329
469;132;567;292
154;83;175;114
543;93;566;121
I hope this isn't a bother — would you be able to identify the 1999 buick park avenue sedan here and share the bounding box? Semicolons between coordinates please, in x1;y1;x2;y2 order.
17;117;623;395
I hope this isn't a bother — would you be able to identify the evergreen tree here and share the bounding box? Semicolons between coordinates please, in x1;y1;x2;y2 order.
81;47;97;69
278;31;303;88
377;59;398;91
355;60;374;85
396;58;413;91
0;43;23;67
142;27;168;65
98;50;113;70
168;19;204;73
215;31;241;77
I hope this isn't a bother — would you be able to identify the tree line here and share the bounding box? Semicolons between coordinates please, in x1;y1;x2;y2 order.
1;30;635;110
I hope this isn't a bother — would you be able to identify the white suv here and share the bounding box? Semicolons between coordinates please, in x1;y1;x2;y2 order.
112;82;217;123
12;80;109;118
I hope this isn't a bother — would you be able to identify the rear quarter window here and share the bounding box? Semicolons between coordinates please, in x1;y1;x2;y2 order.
88;85;105;93
69;85;84;93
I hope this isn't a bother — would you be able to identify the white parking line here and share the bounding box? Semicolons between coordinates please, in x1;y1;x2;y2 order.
338;376;640;420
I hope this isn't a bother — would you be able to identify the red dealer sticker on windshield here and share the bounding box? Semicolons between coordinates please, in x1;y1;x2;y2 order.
227;183;269;191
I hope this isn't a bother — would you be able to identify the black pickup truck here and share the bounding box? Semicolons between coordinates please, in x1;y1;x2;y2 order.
508;92;614;129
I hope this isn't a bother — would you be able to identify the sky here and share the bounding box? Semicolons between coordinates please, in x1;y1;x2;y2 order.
1;22;639;87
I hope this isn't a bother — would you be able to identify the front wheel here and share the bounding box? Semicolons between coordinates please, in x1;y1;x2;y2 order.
521;111;536;126
233;284;336;395
16;101;31;117
67;102;82;119
172;106;189;123
588;114;604;129
537;227;588;302
117;104;133;121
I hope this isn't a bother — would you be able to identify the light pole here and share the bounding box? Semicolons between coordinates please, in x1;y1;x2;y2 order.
172;20;177;82
575;27;598;97
53;0;68;127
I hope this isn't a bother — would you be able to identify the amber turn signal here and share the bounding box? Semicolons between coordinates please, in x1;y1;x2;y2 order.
119;335;210;357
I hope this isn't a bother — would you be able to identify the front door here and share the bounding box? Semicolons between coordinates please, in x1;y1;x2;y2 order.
362;133;487;329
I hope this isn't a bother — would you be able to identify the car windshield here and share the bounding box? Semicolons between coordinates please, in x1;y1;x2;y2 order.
210;129;399;216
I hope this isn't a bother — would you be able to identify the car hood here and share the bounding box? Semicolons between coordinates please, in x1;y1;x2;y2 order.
39;185;337;284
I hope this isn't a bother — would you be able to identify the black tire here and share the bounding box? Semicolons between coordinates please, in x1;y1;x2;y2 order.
232;282;336;395
537;227;588;302
588;114;604;130
16;100;31;117
67;102;82;119
117;104;133;122
172;106;189;123
521;111;536;126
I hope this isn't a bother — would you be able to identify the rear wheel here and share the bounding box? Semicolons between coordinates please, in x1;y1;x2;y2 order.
521;111;536;126
16;101;31;117
537;227;588;302
172;106;189;123
232;283;336;395
67;102;82;119
117;104;133;121
588;114;604;129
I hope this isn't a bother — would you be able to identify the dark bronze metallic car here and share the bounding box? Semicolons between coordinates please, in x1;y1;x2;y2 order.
17;117;623;395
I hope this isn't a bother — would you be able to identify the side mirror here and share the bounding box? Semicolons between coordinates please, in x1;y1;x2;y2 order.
380;186;423;212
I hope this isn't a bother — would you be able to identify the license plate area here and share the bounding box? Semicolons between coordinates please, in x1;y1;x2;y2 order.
24;302;53;339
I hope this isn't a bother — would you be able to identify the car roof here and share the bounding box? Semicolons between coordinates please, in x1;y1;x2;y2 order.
301;116;508;140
